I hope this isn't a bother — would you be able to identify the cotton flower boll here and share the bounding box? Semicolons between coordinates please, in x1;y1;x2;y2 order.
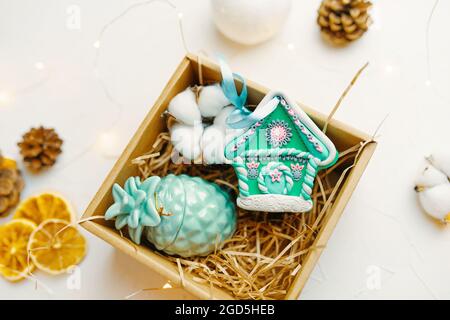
417;184;450;222
214;106;235;129
201;125;227;164
415;161;450;223
168;88;201;125
214;106;247;143
415;164;448;189
197;84;230;118
170;123;203;160
426;152;450;178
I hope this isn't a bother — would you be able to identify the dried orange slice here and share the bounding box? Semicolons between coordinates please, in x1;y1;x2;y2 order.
14;193;74;225
0;157;18;170
0;219;36;281
27;219;86;275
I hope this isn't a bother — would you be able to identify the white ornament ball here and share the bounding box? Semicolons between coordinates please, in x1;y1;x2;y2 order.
170;123;203;160
168;88;201;126
211;0;292;45
198;83;230;118
415;154;450;223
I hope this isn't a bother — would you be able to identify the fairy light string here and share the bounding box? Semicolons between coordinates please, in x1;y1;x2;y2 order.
92;0;188;117
0;63;51;108
425;0;439;87
1;0;191;293
57;0;190;169
2;1;442;298
90;0;188;159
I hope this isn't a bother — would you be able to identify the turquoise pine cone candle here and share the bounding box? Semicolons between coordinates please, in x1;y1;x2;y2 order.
105;174;237;258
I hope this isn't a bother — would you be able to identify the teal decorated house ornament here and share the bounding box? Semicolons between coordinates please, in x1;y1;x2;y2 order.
105;174;236;257
224;91;339;213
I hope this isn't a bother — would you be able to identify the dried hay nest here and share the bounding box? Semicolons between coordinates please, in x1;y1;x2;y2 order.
131;130;367;300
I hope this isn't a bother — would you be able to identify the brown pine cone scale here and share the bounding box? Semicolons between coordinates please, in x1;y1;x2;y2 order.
18;126;63;172
318;0;372;45
0;156;25;216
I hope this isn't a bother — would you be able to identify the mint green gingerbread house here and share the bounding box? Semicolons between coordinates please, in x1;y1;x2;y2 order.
224;91;339;213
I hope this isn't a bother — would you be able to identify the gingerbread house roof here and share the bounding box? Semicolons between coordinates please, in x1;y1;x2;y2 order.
224;91;338;168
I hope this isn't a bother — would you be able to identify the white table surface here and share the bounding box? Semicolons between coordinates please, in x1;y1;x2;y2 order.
1;0;449;300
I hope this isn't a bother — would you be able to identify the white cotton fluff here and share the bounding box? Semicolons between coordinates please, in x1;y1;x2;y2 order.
201;125;228;164
415;157;450;223
426;151;450;178
197;83;230;118
213;106;246;144
168;88;201;126
415;164;448;188
213;106;235;129
170;123;203;160
418;185;450;222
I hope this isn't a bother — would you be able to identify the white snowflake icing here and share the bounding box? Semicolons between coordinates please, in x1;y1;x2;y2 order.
266;120;292;148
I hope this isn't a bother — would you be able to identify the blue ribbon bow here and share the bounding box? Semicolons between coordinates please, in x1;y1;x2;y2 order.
219;57;261;129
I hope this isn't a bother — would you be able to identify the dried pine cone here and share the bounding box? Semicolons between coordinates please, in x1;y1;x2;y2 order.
18;126;63;172
0;155;25;217
317;0;372;45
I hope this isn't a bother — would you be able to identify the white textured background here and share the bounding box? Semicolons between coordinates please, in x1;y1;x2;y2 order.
0;0;449;299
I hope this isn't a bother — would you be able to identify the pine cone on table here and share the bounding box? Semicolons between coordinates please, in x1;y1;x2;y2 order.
0;155;25;217
18;126;63;172
317;0;372;45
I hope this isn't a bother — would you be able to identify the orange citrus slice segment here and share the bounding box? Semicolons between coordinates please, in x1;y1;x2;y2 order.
27;219;86;275
14;193;74;225
0;219;36;281
0;157;18;170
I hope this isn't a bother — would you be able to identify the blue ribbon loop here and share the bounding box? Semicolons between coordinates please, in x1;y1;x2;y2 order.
219;57;260;129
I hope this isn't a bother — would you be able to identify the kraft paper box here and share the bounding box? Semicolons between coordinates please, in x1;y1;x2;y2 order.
81;54;376;300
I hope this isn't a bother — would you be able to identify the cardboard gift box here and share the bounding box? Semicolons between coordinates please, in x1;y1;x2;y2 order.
81;54;376;300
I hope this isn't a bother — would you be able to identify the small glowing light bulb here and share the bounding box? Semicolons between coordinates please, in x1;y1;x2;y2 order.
34;62;45;70
385;65;393;73
425;80;432;86
0;91;12;105
93;40;101;49
287;43;295;51
96;131;120;158
177;12;183;19
163;282;173;289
